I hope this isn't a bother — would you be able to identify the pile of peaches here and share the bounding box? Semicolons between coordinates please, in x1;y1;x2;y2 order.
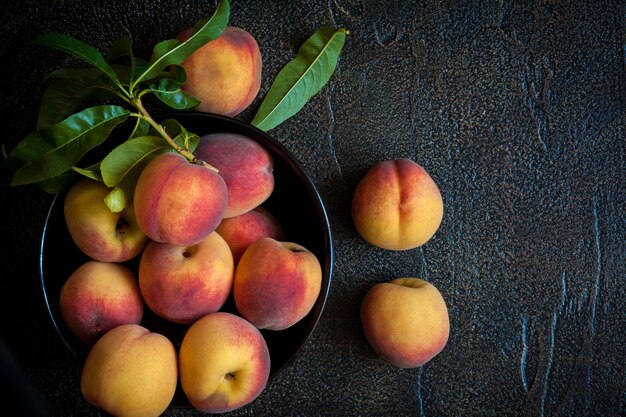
57;26;323;416
54;19;452;417
61;130;323;415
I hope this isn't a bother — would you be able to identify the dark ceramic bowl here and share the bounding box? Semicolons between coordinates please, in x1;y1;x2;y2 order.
39;112;333;406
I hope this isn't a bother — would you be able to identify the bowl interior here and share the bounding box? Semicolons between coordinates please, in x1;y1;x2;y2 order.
39;112;333;406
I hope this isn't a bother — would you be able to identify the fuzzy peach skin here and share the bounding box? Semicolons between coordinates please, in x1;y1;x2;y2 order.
215;207;284;264
60;261;144;345
81;324;178;417
361;278;449;368
133;152;227;246
233;237;322;331
179;312;271;414
179;26;262;116
139;232;234;324
352;158;443;250
195;133;274;218
64;179;148;262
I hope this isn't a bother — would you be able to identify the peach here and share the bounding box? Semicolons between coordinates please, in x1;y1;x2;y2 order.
133;152;227;246
216;207;284;264
179;312;271;414
361;278;449;368
179;26;262;116
64;179;148;262
81;324;178;417
233;237;322;331
59;261;144;345
138;231;234;324
352;158;443;250
195;133;274;218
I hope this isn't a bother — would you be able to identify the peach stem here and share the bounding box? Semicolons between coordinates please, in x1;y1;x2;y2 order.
133;97;219;173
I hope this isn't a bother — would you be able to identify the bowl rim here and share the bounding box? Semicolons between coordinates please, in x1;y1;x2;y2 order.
38;111;334;381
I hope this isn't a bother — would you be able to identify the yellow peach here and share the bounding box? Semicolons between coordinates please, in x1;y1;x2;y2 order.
233;237;322;330
81;324;178;417
179;26;262;116
64;179;148;262
361;278;449;368
179;312;270;413
60;261;144;345
195;133;274;218
133;152;227;246
216;207;284;265
352;158;443;250
139;232;234;324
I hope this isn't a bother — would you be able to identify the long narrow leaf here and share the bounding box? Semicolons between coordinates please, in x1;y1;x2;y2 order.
106;35;147;85
131;0;229;88
45;67;107;80
35;171;78;194
251;27;348;131
9;105;130;186
37;78;98;130
100;136;173;211
100;135;170;186
33;33;121;87
73;163;102;182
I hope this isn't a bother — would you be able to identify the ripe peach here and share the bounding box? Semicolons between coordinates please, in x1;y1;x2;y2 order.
139;232;234;324
59;261;144;345
81;324;178;417
64;179;148;262
216;207;284;264
179;26;262;116
133;152;227;246
352;158;443;250
179;312;270;414
195;133;274;218
361;278;449;368
233;237;322;331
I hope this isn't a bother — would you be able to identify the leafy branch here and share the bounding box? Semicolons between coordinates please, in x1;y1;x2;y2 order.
5;0;348;214
6;0;231;212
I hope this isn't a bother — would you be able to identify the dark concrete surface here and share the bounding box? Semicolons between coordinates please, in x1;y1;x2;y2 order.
1;0;624;416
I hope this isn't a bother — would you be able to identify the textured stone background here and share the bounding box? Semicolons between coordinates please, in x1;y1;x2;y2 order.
1;0;624;416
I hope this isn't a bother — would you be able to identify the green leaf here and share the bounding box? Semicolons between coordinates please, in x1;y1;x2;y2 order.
37;77;99;130
251;27;348;131
161;119;199;151
147;78;200;110
100;135;173;211
106;35;149;86
33;33;122;88
8;105;130;186
38;65;130;129
34;171;78;194
107;35;134;63
45;66;108;80
73;163;102;182
131;0;229;88
129;117;151;139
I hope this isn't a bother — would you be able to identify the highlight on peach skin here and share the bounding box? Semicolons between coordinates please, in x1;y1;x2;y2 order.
139;231;234;324
133;152;227;247
195;133;275;218
64;179;148;262
179;312;271;414
352;158;443;250
81;324;178;417
59;261;144;345
216;207;284;265
233;237;322;331
360;278;449;368
179;26;262;116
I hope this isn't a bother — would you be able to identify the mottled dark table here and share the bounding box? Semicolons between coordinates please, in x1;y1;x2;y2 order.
1;1;624;416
